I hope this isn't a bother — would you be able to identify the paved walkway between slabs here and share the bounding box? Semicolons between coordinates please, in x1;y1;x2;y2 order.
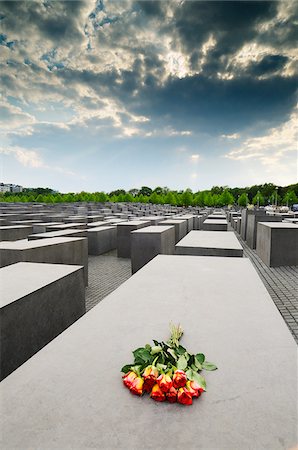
85;250;131;312
85;239;298;343
236;235;298;343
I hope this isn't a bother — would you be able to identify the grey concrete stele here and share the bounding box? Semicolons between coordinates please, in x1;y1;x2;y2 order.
87;226;117;255
0;225;33;241
0;237;89;286
256;222;298;267
0;262;85;381
202;219;228;231
116;220;151;258
0;255;296;449
158;219;187;243
131;225;175;273
175;230;243;257
246;214;282;249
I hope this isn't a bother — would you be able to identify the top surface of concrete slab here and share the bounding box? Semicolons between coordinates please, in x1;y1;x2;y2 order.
117;220;151;226
0;237;85;249
176;231;243;250
258;222;298;229
131;225;174;234
203;219;228;224
0;255;296;449
160;219;187;224
0;225;32;230
87;226;116;232
0;262;83;307
31;229;86;238
47;223;86;229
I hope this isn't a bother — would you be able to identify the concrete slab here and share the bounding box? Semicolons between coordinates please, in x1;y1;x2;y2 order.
117;221;151;258
0;225;33;241
131;225;175;273
0;255;296;449
32;222;63;233
158;219;187;243
28;229;87;240
175;231;243;257
256;222;298;267
0;262;85;380
0;237;88;285
202;219;228;231
87;226;117;255
246;214;282;249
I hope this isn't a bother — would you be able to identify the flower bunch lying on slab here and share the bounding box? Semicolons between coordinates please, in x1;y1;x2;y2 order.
121;324;217;405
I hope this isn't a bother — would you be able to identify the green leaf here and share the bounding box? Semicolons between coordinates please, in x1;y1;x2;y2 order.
202;361;218;371
194;356;203;370
156;363;167;371
186;369;194;380
177;355;188;370
150;345;162;355
133;347;152;363
145;344;151;351
192;372;207;391
121;364;133;373
191;364;199;372
167;348;177;360
195;353;205;364
177;345;186;355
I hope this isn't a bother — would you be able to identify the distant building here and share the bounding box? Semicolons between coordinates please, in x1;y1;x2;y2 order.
0;183;23;193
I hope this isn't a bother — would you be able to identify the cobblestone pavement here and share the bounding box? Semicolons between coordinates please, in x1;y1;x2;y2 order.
85;238;298;343
85;250;131;312
236;235;298;343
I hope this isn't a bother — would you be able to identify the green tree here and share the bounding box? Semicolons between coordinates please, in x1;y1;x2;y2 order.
139;186;152;196
283;190;298;207
219;189;234;206
238;193;248;207
252;191;265;206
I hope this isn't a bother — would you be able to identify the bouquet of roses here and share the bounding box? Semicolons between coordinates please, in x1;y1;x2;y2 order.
121;324;217;405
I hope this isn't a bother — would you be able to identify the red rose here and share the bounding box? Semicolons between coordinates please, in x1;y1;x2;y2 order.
130;376;144;396
143;377;156;393
166;386;178;403
157;373;173;393
151;383;166;402
172;370;187;388
177;387;193;405
122;371;137;389
186;380;205;397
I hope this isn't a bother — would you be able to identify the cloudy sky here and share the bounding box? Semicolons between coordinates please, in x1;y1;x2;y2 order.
0;0;297;193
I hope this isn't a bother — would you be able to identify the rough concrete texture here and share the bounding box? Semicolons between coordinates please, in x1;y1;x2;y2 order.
175;230;243;257
0;262;85;381
28;229;87;240
0;225;33;241
158;219;187;243
0;256;296;449
131;225;175;273
87;226;117;255
256;222;298;267
117;220;151;258
0;237;88;285
246;214;282;249
202;219;228;231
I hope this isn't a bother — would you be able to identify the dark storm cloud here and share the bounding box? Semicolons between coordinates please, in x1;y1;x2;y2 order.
248;55;289;77
113;73;297;134
171;1;278;72
0;0;87;44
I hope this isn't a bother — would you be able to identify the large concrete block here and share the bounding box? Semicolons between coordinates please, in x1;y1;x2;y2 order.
158;219;187;243
0;255;296;449
131;225;175;273
175;231;243;257
0;262;85;381
28;229;87;240
46;223;86;231
246;214;282;249
32;222;63;233
87;226;117;255
202;219;228;231
117;221;150;258
0;237;88;285
173;214;194;232
256;222;298;267
0;225;33;241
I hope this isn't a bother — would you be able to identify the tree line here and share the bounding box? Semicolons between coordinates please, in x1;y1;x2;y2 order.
1;183;297;207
